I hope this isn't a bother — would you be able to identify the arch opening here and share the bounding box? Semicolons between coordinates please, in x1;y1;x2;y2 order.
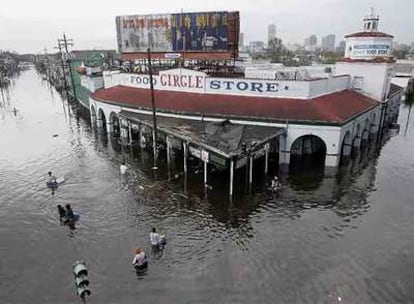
98;108;107;131
289;135;327;188
109;112;120;136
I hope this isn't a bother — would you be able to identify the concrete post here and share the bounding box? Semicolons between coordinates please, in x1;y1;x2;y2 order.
264;143;269;175
128;124;132;145
183;141;188;175
249;156;253;185
166;136;171;167
278;135;289;165
229;158;234;198
204;159;208;186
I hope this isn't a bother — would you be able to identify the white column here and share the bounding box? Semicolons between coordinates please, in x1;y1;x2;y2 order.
264;143;269;174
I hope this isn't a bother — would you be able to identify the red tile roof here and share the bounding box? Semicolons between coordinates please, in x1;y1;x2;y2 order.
345;31;393;38
340;57;395;63
92;86;379;125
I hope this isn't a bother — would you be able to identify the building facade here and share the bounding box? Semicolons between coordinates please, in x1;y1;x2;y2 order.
80;10;404;182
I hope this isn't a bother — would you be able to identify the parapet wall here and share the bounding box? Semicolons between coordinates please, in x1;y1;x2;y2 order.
102;68;350;99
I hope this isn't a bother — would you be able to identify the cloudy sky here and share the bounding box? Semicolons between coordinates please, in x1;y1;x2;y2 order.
0;0;412;53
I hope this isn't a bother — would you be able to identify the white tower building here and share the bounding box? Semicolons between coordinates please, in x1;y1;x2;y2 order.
336;9;395;101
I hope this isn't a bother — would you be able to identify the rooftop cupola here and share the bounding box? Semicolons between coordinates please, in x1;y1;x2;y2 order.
363;8;380;32
342;8;393;61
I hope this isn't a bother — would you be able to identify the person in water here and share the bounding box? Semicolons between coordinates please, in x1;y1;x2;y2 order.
120;162;128;175
57;205;66;221
48;171;57;184
132;247;148;270
64;204;75;222
271;176;281;192
150;227;161;250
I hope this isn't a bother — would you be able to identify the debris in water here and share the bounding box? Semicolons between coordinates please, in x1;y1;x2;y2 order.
52;134;58;137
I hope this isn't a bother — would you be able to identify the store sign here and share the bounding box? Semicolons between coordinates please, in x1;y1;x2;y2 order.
207;79;281;94
351;44;390;57
124;68;295;97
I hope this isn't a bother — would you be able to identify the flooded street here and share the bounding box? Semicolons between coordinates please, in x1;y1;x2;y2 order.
0;69;413;303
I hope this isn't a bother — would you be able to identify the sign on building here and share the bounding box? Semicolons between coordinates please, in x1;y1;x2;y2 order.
116;11;238;54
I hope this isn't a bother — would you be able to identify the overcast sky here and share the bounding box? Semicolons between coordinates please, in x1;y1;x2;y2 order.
0;0;412;53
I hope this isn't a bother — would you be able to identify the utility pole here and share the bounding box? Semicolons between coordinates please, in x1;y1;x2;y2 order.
147;48;158;169
55;33;77;101
54;42;68;91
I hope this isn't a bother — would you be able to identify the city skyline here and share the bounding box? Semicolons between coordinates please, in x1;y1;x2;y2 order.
1;0;413;53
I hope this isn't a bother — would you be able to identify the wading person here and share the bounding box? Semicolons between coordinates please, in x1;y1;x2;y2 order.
132;248;148;270
64;204;75;222
150;227;162;250
57;204;65;221
120;161;128;175
48;171;57;185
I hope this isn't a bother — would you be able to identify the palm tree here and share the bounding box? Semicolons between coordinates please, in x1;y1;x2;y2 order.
404;78;414;134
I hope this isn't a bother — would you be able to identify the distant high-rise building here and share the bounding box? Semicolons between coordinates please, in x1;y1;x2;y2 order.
309;35;317;46
336;40;346;53
239;32;244;48
304;35;318;52
268;24;277;43
322;34;336;52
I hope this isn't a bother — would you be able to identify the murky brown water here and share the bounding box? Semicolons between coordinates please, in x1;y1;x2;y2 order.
0;69;413;303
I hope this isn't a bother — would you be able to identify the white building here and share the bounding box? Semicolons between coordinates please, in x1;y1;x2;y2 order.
81;9;404;186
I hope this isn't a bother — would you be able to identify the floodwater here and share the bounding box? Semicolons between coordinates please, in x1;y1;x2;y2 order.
0;69;413;303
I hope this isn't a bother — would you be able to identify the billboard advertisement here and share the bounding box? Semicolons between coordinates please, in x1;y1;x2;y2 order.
116;11;238;54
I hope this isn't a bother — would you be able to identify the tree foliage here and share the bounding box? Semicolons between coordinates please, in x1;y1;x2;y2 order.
266;37;293;64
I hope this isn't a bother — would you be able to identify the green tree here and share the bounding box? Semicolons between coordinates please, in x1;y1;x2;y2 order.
320;51;342;64
267;37;286;63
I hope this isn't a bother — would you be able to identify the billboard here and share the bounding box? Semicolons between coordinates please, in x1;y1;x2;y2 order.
116;11;239;54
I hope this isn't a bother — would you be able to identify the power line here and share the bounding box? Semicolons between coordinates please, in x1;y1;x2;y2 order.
54;33;77;100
